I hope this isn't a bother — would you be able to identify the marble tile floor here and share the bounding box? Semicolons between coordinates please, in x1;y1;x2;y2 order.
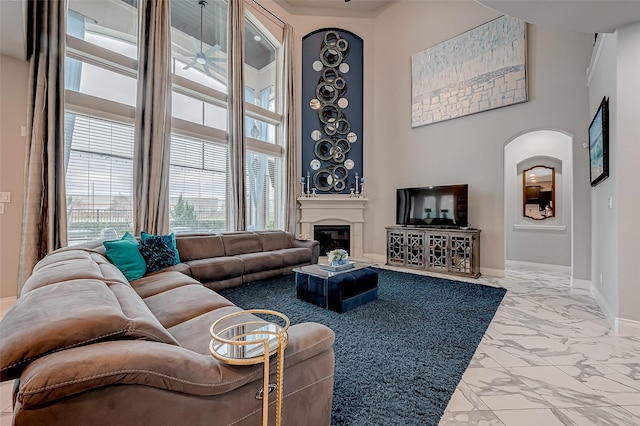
1;267;638;426
436;267;640;426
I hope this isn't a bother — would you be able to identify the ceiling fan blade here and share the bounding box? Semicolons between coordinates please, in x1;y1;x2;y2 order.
206;57;225;63
202;63;213;78
183;59;198;70
203;45;221;56
190;36;200;54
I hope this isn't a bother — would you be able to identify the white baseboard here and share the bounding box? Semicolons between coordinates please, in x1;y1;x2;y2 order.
589;284;616;330
615;318;640;335
570;277;591;290
0;296;17;312
506;260;571;274
361;253;386;264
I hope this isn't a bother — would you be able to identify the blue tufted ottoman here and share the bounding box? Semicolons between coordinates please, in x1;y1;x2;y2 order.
295;267;378;313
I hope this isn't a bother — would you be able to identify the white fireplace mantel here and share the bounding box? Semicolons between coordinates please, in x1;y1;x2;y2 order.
298;195;368;259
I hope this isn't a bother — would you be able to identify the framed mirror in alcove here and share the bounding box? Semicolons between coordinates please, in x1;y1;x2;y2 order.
523;165;555;220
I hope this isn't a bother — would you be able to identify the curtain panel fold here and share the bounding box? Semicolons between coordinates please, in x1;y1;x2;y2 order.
18;0;68;293
282;24;299;236
227;0;247;231
133;0;172;236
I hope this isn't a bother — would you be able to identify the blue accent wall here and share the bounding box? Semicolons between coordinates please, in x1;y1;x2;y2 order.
301;28;363;194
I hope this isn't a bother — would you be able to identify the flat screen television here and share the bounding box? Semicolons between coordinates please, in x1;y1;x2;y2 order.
396;184;468;228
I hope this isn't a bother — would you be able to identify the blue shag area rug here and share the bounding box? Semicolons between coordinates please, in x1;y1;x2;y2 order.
218;268;506;425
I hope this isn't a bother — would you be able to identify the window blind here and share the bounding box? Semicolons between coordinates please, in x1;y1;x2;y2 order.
64;113;134;244
169;134;229;233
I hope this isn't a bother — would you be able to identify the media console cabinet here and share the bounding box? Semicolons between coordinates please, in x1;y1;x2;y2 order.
386;226;481;278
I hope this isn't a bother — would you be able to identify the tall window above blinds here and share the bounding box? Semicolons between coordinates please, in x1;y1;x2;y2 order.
246;150;281;231
169;134;228;234
64;113;134;244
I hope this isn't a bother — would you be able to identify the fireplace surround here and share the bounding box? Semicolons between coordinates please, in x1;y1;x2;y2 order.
298;195;367;259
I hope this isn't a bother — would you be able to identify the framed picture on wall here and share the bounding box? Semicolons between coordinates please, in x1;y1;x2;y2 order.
588;96;609;187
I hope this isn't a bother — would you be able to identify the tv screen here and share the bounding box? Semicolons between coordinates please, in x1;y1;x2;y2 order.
396;185;468;227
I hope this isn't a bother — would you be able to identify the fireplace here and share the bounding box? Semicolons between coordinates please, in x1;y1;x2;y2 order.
314;225;350;256
298;194;367;259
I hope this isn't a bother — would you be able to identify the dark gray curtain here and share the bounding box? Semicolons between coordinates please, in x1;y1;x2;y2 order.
18;0;68;293
227;0;246;231
133;0;172;236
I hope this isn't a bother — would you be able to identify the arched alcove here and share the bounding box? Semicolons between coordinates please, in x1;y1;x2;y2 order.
504;130;573;269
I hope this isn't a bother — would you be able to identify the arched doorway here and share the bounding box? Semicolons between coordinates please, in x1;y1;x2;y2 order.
504;130;573;271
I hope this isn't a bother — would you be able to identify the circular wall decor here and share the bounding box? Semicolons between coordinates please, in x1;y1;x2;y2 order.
344;159;355;170
302;29;362;194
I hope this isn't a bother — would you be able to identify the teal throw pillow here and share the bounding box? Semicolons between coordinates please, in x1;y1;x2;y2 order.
140;231;180;264
103;232;147;281
138;235;179;273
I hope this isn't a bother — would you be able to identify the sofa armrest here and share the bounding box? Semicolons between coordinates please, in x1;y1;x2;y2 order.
292;239;320;263
17;322;334;408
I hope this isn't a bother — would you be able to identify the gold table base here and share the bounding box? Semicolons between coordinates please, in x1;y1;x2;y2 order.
209;309;290;426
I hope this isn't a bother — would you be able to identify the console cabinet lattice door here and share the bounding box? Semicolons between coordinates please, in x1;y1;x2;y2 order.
406;231;425;268
386;229;406;266
385;226;481;278
426;232;448;271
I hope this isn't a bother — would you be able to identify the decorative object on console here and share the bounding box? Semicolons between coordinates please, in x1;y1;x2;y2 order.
411;15;527;127
302;28;363;193
589;96;609;187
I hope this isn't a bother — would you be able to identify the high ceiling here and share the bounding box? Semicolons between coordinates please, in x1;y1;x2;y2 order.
2;1;640;61
276;0;640;32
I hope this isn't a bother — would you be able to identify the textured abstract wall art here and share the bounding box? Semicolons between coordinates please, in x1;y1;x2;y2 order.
302;28;363;194
411;15;527;128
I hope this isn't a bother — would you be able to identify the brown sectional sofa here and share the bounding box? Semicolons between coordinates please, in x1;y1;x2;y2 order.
0;231;333;425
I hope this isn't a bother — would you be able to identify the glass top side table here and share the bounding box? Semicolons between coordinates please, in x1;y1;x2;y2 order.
210;310;289;426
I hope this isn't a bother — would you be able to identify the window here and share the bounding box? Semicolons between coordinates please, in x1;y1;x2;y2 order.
65;1;138;244
65;114;134;243
169;135;228;233
64;0;287;241
244;12;284;230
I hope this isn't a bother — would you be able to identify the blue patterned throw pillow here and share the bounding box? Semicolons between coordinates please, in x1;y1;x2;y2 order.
138;234;179;273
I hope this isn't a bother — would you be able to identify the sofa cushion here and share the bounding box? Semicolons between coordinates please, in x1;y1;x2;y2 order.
271;247;314;267
138;234;179;273
103;232;147;281
143;285;236;329
141;231;180;264
22;250;131;294
221;233;263;256
0;279;179;382
130;270;198;299
236;251;284;274
185;257;244;283
175;235;226;261
257;230;293;251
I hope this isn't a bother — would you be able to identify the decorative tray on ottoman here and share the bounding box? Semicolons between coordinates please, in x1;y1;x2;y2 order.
319;261;355;272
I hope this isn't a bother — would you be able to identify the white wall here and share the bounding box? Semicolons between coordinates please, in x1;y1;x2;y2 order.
504;131;572;266
587;22;640;328
587;33;619;321
0;54;28;299
616;22;640;325
369;1;593;275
